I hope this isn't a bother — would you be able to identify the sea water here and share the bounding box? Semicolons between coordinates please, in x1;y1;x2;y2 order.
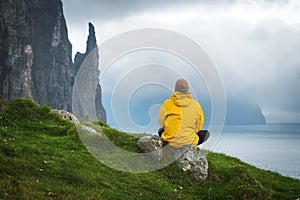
118;124;300;179
212;124;300;179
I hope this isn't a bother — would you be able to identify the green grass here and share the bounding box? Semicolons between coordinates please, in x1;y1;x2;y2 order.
0;98;299;199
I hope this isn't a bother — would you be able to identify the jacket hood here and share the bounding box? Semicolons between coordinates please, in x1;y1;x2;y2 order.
171;92;193;107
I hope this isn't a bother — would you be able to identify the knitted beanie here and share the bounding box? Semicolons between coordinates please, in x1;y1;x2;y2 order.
175;78;189;93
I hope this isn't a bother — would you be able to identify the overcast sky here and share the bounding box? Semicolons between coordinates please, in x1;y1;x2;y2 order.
62;0;300;125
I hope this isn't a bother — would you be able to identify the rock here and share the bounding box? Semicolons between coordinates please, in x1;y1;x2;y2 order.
176;145;208;182
0;0;106;123
43;160;49;164
50;109;79;125
51;109;102;136
73;23;106;122
137;135;208;181
80;124;98;135
136;135;164;161
0;0;74;110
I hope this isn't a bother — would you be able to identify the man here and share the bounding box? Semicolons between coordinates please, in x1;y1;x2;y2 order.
158;78;209;148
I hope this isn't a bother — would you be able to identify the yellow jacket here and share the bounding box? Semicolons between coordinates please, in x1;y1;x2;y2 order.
158;92;204;148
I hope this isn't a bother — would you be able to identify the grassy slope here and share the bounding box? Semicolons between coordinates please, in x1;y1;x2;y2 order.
0;98;299;199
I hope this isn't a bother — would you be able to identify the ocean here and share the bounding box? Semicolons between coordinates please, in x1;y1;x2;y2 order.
211;124;300;180
116;123;300;179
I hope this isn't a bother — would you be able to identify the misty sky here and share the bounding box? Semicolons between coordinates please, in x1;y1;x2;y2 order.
62;0;300;125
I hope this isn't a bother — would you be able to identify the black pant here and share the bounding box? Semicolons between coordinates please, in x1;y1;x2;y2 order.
158;128;210;145
196;130;210;145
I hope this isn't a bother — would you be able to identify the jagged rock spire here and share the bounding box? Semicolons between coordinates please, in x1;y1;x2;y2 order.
74;22;97;73
73;22;106;122
86;23;97;53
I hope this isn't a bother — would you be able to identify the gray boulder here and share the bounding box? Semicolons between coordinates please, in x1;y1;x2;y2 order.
176;145;208;182
80;124;98;135
136;135;208;181
51;109;79;125
136;135;164;161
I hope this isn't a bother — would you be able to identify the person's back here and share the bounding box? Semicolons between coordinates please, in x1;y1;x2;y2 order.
158;78;209;148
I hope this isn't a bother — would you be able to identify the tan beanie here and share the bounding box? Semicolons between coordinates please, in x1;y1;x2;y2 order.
175;78;189;93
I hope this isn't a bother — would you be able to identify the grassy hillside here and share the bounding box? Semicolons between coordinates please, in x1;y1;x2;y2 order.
0;98;299;199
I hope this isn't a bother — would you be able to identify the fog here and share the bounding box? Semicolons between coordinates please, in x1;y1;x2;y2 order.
63;0;300;124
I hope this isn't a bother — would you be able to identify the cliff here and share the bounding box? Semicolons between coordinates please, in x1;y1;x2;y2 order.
225;98;266;125
0;0;106;122
73;23;106;122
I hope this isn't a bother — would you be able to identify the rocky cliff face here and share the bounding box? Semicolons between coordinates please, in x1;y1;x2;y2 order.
0;0;106;122
73;23;106;122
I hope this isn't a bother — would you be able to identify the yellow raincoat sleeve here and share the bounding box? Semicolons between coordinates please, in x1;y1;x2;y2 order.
197;104;205;132
158;104;167;128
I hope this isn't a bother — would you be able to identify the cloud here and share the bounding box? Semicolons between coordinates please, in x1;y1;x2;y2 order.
64;0;300;123
62;0;235;23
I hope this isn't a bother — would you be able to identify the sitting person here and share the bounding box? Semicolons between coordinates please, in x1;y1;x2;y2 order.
158;78;210;148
